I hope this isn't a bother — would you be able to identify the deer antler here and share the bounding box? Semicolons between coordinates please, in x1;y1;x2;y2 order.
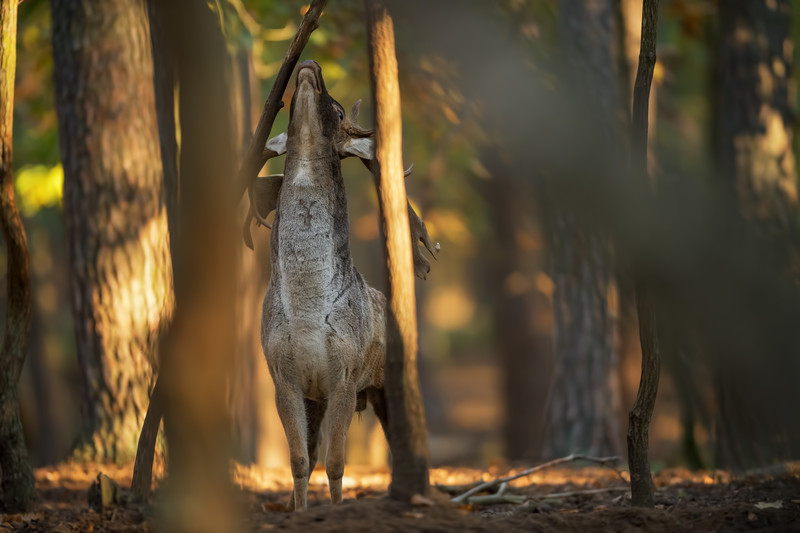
345;100;375;138
242;134;287;250
407;202;440;280
358;157;439;279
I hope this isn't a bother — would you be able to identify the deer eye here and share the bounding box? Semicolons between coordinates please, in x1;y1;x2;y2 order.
337;109;344;120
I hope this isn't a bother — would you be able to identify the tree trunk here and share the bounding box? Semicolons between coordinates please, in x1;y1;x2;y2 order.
627;0;660;508
715;0;796;469
365;0;430;500
544;0;624;459
483;160;550;462
51;0;173;463
0;0;36;512
157;1;237;529
130;0;175;497
718;0;797;234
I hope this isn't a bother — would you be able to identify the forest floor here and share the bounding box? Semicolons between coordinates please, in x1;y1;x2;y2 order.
2;460;799;532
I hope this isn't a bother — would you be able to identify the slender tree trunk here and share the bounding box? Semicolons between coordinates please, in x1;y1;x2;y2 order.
130;0;178;498
627;0;660;508
157;1;237;529
545;0;624;459
365;0;430;500
0;0;36;512
51;0;173;463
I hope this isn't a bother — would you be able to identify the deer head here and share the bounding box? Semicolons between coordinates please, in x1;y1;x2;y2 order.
244;60;439;279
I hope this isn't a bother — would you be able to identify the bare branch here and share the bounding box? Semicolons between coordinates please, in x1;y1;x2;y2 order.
237;0;327;245
451;454;620;504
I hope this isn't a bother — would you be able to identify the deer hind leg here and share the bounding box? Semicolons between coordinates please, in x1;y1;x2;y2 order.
325;383;357;504
367;387;390;443
275;385;309;511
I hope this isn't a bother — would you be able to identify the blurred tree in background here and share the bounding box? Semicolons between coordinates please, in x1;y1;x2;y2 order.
3;0;800;481
50;0;173;463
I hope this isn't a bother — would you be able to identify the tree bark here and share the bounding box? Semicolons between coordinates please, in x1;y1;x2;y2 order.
713;0;797;470
545;0;624;459
627;0;660;508
483;160;550;461
157;1;237;529
718;0;797;234
365;0;430;500
0;0;36;512
51;0;173;463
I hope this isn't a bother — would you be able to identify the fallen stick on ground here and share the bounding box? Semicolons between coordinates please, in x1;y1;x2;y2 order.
451;454;621;504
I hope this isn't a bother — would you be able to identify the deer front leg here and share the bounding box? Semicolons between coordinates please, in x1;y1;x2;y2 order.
325;384;357;504
285;398;327;512
275;385;309;511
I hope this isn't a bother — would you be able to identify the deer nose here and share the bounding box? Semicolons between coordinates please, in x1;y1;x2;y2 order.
298;60;321;75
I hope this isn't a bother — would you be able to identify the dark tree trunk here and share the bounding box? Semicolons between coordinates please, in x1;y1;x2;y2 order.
718;0;796;233
366;0;430;500
483;161;550;461
0;0;36;512
51;0;173;463
627;0;660;508
715;0;796;470
544;0;624;459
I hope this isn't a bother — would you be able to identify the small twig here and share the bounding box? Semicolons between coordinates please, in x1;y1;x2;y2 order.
497;481;509;497
534;486;630;501
467;494;527;505
451;454;620;504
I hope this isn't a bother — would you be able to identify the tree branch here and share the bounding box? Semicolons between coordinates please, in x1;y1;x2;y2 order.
451;454;621;504
235;0;327;200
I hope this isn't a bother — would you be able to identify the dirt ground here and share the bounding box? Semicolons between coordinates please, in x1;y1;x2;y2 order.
2;461;799;532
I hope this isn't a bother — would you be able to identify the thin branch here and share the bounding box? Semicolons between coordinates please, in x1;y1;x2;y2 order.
235;0;328;200
451;454;620;504
535;486;630;500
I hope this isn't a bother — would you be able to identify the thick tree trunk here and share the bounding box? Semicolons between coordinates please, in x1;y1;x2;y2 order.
715;0;796;470
51;0;173;463
0;0;36;512
366;0;430;500
545;0;624;459
718;0;797;233
483;163;550;461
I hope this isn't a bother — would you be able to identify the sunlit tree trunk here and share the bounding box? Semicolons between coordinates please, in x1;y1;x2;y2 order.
544;0;624;459
0;0;36;512
715;0;797;470
51;0;173;463
366;0;430;500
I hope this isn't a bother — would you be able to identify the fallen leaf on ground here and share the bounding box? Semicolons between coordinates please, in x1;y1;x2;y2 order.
755;501;783;509
410;494;436;507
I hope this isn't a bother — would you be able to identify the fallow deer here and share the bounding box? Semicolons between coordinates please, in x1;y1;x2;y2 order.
246;60;438;511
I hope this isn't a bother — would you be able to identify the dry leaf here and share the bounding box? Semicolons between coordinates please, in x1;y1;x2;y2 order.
402;512;424;519
410;494;436;507
748;512;758;522
755;501;783;509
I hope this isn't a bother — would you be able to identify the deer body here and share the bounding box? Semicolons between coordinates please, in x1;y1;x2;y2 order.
260;61;389;511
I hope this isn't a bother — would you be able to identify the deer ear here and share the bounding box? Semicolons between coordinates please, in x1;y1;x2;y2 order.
265;132;287;155
341;137;374;160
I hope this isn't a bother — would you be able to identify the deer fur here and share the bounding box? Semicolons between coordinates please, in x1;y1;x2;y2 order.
258;61;390;511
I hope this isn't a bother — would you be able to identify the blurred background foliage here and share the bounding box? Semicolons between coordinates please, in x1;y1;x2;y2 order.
5;0;800;470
